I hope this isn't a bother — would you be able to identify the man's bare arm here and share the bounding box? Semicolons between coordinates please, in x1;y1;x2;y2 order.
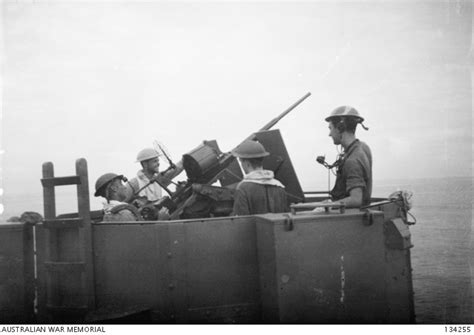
335;187;363;208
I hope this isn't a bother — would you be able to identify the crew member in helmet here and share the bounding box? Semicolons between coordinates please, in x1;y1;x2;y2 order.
125;148;183;204
94;173;141;221
325;106;372;207
231;140;289;215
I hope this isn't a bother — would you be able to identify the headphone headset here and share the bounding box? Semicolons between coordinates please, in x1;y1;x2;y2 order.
335;116;370;132
336;118;346;133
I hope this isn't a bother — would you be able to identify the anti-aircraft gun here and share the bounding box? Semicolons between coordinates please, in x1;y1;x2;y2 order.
160;92;311;220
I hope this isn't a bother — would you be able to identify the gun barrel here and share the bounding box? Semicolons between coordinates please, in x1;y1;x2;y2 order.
257;92;311;133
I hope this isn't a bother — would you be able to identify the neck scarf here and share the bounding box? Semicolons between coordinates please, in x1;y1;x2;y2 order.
242;169;285;188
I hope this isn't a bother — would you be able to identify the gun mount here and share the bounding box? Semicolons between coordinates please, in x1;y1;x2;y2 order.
166;92;311;219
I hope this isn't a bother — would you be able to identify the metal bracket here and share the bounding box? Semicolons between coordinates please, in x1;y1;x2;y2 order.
283;214;294;231
362;210;375;226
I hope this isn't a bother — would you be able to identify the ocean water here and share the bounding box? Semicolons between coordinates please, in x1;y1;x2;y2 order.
1;176;472;324
373;177;473;324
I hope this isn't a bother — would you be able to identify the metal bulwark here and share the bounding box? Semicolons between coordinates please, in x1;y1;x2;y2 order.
92;216;261;323
0;223;35;323
255;211;389;323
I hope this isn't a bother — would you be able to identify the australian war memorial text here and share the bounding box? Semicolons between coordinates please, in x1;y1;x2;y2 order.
0;327;106;334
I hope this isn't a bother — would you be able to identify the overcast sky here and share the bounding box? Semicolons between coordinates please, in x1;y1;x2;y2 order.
1;0;472;216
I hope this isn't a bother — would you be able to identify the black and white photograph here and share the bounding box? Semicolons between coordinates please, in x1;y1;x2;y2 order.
0;0;472;329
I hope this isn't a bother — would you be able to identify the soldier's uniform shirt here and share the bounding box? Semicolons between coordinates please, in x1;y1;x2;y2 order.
126;170;162;202
125;163;184;203
102;200;139;222
331;139;372;206
233;170;289;215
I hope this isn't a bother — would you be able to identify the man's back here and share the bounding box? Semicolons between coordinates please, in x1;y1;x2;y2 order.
233;181;289;215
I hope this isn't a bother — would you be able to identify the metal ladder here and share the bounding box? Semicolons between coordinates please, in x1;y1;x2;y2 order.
38;158;95;322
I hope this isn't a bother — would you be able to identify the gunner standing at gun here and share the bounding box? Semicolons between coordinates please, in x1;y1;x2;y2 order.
324;106;372;208
125;148;183;204
232;140;289;215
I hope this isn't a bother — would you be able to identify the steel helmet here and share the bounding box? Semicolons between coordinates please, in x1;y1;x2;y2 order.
325;106;364;122
136;148;159;163
94;173;123;197
232;140;270;159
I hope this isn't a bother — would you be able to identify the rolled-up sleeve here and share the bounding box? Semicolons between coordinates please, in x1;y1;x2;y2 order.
343;160;366;193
